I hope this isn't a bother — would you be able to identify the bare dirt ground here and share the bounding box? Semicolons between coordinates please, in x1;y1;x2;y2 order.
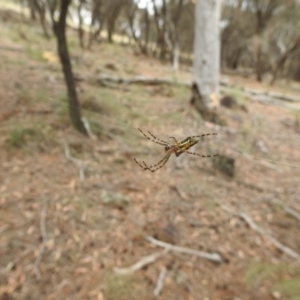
1;8;300;300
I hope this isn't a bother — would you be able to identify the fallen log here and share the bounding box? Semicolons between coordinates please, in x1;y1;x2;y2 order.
95;75;300;109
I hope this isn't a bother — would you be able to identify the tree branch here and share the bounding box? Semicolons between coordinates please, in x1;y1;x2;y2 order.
113;249;169;275
146;236;224;263
220;205;300;262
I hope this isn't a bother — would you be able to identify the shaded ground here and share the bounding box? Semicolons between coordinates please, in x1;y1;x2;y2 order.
1;7;300;300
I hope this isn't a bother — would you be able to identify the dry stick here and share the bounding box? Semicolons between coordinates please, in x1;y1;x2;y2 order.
113;249;169;275
220;205;300;262
81;117;97;140
172;184;189;201
269;198;300;224
146;236;223;263
240;212;300;261
153;267;167;297
63;142;85;181
33;199;47;279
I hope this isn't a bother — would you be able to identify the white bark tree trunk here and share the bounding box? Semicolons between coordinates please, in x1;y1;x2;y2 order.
192;0;221;110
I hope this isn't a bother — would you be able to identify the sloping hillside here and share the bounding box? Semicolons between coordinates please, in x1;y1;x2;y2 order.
1;7;300;300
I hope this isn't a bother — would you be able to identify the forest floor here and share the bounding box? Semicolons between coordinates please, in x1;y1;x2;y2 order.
1;7;300;300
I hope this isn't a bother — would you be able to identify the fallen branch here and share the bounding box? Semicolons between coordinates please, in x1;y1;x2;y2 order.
153;267;167;297
96;74;300;103
113;249;169;275
243;88;300;103
63;142;85;181
240;212;300;261
97;74;190;87
170;184;189;201
220;205;300;262
269;198;300;224
33;198;47;280
146;236;223;263
95;75;300;111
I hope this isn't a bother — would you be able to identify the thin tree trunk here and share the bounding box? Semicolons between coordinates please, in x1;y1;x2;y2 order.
52;0;87;135
88;0;103;48
143;9;150;53
271;34;300;85
33;0;50;38
77;0;85;48
255;45;263;81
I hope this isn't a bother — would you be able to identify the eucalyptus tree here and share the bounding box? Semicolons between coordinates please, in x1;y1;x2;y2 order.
191;0;221;122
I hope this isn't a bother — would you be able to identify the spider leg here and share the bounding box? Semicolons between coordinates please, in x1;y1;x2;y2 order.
143;151;171;169
134;158;147;169
147;130;169;144
191;133;218;139
169;136;178;143
138;128;167;146
143;152;172;172
185;151;218;158
134;151;171;172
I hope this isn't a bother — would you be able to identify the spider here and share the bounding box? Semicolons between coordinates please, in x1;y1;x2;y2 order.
134;128;218;172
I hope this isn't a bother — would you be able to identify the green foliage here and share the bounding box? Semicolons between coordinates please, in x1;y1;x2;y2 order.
103;273;134;300
239;116;265;153
8;122;55;150
245;262;283;287
292;111;300;130
245;262;300;300
9;127;27;147
9;126;40;148
26;46;45;62
16;87;49;104
276;277;300;300
87;119;103;137
54;92;69;117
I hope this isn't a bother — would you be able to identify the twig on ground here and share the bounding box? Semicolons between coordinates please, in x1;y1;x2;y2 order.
63;142;85;181
146;236;223;263
220;204;300;262
81;117;97;140
171;184;189;201
240;212;300;261
153;267;167;297
269;198;300;224
33;198;47;279
113;249;169;275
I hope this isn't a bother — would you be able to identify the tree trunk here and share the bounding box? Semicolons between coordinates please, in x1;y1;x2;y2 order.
52;0;87;135
33;0;50;38
106;1;122;44
88;0;104;48
271;34;300;84
77;0;85;48
28;0;36;20
191;0;221;122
